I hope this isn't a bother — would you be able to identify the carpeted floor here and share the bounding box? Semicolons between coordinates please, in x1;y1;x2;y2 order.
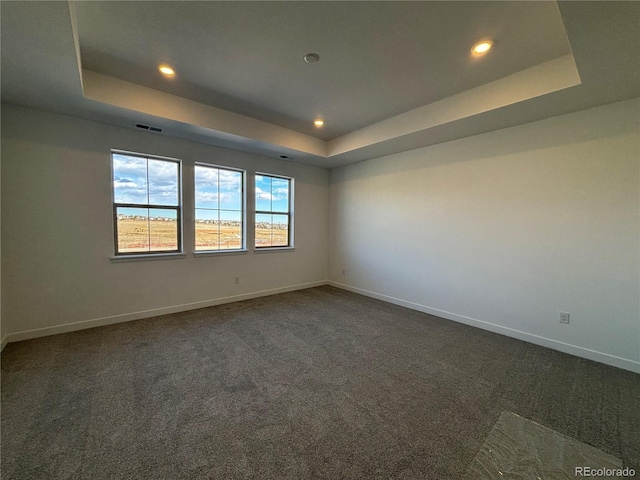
2;286;639;479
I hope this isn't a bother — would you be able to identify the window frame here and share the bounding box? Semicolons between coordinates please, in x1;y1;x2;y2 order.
254;172;294;249
111;149;183;257
194;162;246;253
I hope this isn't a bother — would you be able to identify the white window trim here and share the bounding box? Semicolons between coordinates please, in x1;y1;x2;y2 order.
111;149;184;258
110;253;187;263
254;172;294;249
253;247;295;254
194;162;247;254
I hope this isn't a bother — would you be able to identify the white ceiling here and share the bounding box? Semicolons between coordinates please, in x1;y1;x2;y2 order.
1;1;639;168
74;1;571;140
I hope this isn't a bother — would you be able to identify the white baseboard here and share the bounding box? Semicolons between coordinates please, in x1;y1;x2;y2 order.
3;281;328;346
329;281;640;374
5;280;638;374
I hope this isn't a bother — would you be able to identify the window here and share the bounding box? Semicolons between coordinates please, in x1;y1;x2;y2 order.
112;151;181;255
195;164;244;251
255;173;293;248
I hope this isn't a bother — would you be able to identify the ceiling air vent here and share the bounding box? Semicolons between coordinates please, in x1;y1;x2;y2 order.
135;123;162;133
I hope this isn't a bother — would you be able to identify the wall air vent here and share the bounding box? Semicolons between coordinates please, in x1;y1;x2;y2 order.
135;123;163;133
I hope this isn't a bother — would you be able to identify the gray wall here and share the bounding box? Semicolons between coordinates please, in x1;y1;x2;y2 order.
329;99;640;372
3;99;639;373
1;105;329;341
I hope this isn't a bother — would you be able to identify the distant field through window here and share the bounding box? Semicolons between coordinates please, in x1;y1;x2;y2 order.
112;151;181;255
255;173;292;248
195;164;244;251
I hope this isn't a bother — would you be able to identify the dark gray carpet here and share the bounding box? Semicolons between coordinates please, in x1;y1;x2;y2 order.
2;286;639;479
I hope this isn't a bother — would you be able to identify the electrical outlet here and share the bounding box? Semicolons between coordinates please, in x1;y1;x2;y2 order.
559;312;570;324
234;277;240;284
342;269;346;276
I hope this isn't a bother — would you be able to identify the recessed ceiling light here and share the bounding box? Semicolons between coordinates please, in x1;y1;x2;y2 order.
471;41;493;56
314;119;324;127
304;53;320;64
158;64;175;76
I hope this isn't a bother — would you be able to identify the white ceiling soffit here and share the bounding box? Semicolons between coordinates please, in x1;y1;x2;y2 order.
73;1;573;140
82;54;579;161
2;1;639;168
75;0;580;164
82;70;327;157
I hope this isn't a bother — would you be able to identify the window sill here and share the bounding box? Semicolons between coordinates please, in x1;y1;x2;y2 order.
110;253;186;263
193;249;248;258
253;247;295;254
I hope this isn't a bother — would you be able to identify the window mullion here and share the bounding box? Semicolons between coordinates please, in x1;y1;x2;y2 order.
112;151;182;256
194;164;245;252
254;174;292;249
